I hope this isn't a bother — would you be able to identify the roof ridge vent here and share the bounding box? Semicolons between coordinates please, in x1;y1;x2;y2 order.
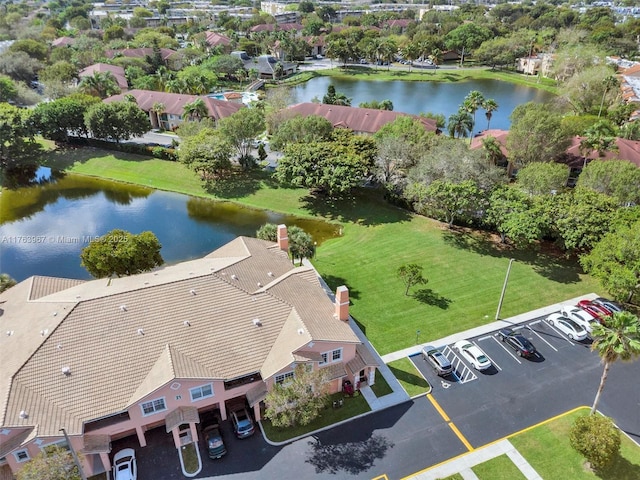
183;321;191;327
137;328;145;336
253;318;262;326
190;289;196;295
298;328;305;335
61;366;71;376
6;330;13;336
19;411;28;419
120;305;127;312
231;274;238;280
267;272;274;277
40;329;48;336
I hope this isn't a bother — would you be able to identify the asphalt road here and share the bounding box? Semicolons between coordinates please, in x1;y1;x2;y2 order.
130;313;640;480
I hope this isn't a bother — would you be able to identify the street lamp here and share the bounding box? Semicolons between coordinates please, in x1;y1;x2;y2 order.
416;329;421;345
495;259;515;321
59;428;88;480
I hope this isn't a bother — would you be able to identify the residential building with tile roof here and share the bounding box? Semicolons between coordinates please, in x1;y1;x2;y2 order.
79;63;128;90
104;89;243;130
284;102;439;135
0;227;377;478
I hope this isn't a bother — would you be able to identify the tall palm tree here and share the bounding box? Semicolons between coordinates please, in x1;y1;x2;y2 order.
461;90;485;135
150;102;166;129
182;98;209;122
78;71;121;99
590;311;640;415
447;110;473;139
482;98;498;130
401;42;419;72
598;75;619;118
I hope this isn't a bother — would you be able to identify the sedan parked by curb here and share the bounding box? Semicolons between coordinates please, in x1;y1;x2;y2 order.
497;328;537;358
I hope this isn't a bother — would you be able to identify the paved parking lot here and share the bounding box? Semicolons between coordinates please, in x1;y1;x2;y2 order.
410;311;639;450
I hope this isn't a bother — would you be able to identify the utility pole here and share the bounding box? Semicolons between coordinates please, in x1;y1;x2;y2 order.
495;259;514;321
59;428;88;480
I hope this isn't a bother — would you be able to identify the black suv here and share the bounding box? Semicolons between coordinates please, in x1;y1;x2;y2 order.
200;413;227;459
421;345;453;376
497;328;537;358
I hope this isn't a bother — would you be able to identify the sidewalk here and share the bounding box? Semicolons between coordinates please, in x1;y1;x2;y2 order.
381;293;598;364
406;439;542;480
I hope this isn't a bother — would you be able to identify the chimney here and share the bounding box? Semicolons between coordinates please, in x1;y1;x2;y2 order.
277;224;288;252
335;286;349;321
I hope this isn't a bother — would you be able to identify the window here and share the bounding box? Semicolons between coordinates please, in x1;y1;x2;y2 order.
319;348;342;365
140;397;167;416
189;384;213;402
275;371;294;385
41;439;69;453
13;450;29;463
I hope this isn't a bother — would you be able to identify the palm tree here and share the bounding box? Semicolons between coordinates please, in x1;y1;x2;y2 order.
235;68;247;89
598;75;619;118
482;98;498;130
579;120;619;167
150;102;166;129
447;110;473;139
590;311;640;415
401;42;419;72
461;90;485;135
182;98;209;122
78;71;121;99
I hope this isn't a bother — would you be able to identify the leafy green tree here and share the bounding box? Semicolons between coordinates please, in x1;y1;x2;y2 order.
178;127;233;180
0;273;17;293
207;55;245;80
218;107;266;170
561;65;618;115
481;136;506;167
589;311;640;414
359;99;393;110
16;445;81;480
80;229;164;278
256;223;277;242
579;120;618;159
39;61;78;84
0;51;42;83
581;220;640;303
0;74;17;102
444;23;492;66
570;415;621;471
32;94;100;142
0;103;41;167
85;101;150;144
407;179;481;227
397;263;427;296
322;84;351;106
289;225;315;264
270;115;333;151
264;364;329;428
507;102;570;166
578;160;640;206
78;71;121;99
516;162;569;196
325;38;351;66
9;38;48;61
485;185;543;246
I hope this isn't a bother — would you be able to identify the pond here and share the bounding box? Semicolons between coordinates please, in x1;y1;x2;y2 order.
292;76;554;132
0;168;338;282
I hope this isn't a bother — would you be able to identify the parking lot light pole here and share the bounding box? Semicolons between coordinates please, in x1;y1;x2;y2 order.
495;259;515;321
59;428;87;480
416;330;421;345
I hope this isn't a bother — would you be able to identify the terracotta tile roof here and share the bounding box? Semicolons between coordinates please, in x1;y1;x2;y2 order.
565;136;640;168
51;36;75;47
469;129;510;156
0;236;360;437
384;19;413;28
79;63;128;90
285;103;438;134
245;381;268;407
165;406;199;432
28;276;85;300
104;89;243;121
323;362;347;381
0;428;35;458
346;344;379;376
204;31;231;47
106;48;177;61
623;63;640;76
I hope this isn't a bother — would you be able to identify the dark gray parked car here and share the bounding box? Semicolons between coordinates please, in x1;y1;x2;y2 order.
421;345;453;376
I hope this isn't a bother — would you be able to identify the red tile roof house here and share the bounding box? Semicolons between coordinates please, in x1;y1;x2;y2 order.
284;102;439;135
104;89;243;130
78;63;129;91
203;31;232;51
0;226;378;478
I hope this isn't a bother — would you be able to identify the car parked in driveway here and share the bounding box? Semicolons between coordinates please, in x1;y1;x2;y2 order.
230;407;255;439
560;306;599;333
202;417;227;459
497;328;537;357
577;300;612;322
546;313;588;341
593;297;623;313
454;340;491;370
421;345;453;376
113;448;137;480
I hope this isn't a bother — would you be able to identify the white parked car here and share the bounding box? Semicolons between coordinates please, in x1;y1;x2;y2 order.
560;306;598;333
546;313;588;341
454;340;491;370
113;448;137;480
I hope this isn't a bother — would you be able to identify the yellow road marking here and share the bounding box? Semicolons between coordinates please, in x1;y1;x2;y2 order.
426;394;450;422
371;475;389;480
448;422;474;451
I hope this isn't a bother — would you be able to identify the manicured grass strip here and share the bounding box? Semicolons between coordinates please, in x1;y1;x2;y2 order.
369;368;393;398
180;442;200;474
471;454;526;480
437;474;464;480
261;393;370;443
386;358;430;397
510;408;640;479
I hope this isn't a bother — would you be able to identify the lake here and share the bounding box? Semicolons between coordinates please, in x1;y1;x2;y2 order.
292;76;554;132
0;168;338;281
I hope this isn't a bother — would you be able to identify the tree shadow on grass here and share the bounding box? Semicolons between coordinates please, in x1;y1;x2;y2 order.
441;227;585;284
388;363;430;391
412;288;452;309
300;187;412;226
321;275;361;301
305;434;394;475
204;171;263;198
595;454;640;480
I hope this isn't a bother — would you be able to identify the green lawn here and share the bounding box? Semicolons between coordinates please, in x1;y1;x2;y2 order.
50;151;602;355
437;474;464;480
387;358;431;397
369;369;393;397
510;408;640;480
261;392;370;443
472;454;526;479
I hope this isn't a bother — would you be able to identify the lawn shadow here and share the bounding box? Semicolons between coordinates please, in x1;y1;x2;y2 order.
321;275;361;301
441;227;585;284
388;362;430;391
41;144;151;170
596;453;640;480
300;187;412;226
305;434;394;475
350;315;367;335
204;170;264;198
412;288;452;309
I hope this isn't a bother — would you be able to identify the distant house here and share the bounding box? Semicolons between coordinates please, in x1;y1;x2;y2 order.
203;31;232;51
104;90;243;130
284;103;439;135
51;36;75;48
106;48;177;62
621;64;640;120
79;63;128;90
0;226;378;479
249;22;303;35
516;54;554;77
231;51;297;79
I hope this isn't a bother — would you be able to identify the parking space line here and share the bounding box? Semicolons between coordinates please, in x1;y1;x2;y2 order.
477;335;492;341
443;346;477;384
427;393;450;422
473;340;502;371
371;475;389;480
542;321;574;345
526;324;558;352
490;335;522;364
448;422;474;451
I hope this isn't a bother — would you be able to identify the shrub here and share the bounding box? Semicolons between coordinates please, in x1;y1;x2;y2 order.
569;414;621;471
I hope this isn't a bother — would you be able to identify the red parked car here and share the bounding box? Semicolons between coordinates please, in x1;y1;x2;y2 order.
577;300;612;323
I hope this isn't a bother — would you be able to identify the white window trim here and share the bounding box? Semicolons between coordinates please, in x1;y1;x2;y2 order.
274;371;295;385
140;397;167;417
189;384;214;402
13;449;30;463
319;348;343;365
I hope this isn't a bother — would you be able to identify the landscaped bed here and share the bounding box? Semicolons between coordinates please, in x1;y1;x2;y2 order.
178;442;202;477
